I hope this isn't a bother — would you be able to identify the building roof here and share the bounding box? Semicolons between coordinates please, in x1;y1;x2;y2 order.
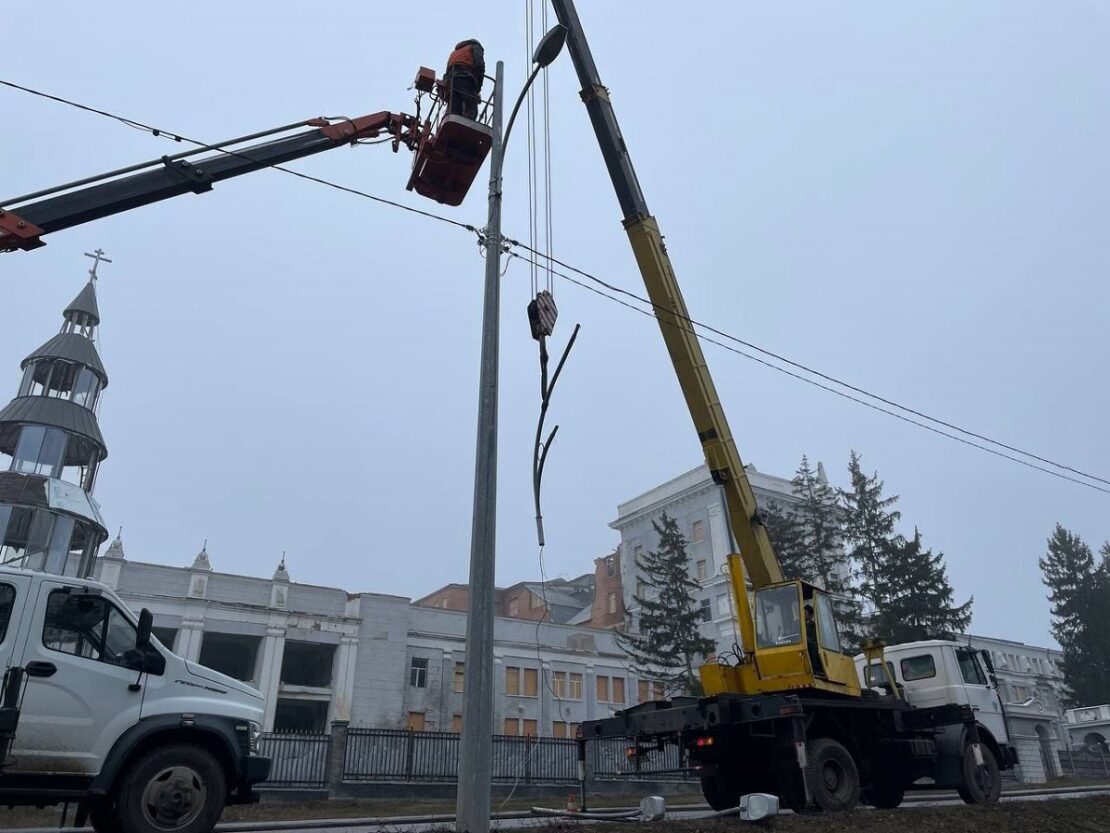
22;332;108;384
0;395;107;459
63;280;100;326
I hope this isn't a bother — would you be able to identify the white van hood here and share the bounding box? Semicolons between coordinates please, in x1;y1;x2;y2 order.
185;660;265;703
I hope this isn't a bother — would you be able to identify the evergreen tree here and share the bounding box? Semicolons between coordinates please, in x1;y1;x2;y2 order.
870;528;973;644
791;456;863;648
840;451;901;620
1040;525;1110;706
759;499;808;581
617;513;716;695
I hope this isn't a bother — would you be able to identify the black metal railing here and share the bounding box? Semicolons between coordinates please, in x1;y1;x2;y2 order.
343;728;579;784
258;732;330;788
1059;745;1110;780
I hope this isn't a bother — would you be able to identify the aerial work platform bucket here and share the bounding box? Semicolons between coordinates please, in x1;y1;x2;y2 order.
407;115;493;206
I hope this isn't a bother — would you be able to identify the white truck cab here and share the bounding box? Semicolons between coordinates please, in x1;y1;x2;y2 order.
0;566;271;833
856;639;1017;791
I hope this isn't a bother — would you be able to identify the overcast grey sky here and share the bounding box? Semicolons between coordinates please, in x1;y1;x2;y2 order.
3;2;1108;647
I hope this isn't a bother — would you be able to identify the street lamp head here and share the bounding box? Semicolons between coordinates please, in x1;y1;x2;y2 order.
533;24;568;68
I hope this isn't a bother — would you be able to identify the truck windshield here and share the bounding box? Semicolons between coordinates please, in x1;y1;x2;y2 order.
755;585;801;648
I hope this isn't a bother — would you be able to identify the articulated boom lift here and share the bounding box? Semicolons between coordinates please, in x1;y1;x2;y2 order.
550;0;860;698
0;66;492;252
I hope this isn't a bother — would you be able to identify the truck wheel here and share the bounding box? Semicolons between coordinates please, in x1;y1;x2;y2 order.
804;738;860;812
700;771;741;811
88;799;120;832
957;743;1001;805
117;743;227;833
863;778;905;809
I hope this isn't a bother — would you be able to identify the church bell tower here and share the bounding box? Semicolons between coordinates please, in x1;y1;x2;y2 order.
0;251;111;576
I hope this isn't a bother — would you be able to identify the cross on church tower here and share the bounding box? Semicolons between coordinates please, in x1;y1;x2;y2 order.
84;248;112;281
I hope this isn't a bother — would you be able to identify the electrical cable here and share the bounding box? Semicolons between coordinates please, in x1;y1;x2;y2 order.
0;79;477;234
7;78;1107;495
504;250;1110;497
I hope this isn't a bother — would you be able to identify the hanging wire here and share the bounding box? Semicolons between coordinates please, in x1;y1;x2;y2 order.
525;0;538;298
542;0;555;295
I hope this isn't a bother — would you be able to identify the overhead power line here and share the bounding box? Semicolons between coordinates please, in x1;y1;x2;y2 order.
4;78;1107;496
0;79;476;233
504;248;1110;497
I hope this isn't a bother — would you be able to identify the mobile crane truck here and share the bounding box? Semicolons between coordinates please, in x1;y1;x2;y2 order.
549;0;1017;812
0;63;492;833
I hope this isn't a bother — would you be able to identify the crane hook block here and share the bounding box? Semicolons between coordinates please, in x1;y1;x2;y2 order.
407;115;492;206
528;290;558;340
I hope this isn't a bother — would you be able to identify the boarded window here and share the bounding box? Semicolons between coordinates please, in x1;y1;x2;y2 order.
612;677;625;704
523;667;538;697
691;520;705;543
596;675;610;702
522;719;538;737
451;713;463;733
696;560;707;581
454;662;465;693
506;666;520;695
406;711;426;731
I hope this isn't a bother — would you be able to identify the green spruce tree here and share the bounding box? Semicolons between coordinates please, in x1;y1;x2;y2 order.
617;513;716;695
759;499;809;581
791;456;863;648
871;528;973;643
840;451;901;621
1040;525;1110;705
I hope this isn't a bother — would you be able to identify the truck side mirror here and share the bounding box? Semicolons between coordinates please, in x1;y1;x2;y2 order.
136;608;153;652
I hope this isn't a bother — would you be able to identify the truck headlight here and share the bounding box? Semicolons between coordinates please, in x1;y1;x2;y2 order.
248;721;262;754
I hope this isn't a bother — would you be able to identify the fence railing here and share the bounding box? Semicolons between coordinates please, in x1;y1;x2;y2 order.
257;732;330;788
1059;744;1110;780
343;728;579;784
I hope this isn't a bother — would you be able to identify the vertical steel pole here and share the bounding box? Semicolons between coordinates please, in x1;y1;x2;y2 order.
456;60;504;833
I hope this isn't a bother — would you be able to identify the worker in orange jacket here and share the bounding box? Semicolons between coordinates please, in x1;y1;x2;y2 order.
446;39;485;120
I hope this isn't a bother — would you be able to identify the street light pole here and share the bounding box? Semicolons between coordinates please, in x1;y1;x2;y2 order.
456;59;504;833
455;28;566;832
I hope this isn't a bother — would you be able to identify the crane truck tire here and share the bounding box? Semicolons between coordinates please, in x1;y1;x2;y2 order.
116;743;227;833
956;743;1001;805
803;738;860;812
700;768;743;812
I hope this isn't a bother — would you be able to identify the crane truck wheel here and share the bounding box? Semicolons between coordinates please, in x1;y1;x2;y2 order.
803;738;860;812
700;770;742;812
116;743;227;833
956;743;1001;805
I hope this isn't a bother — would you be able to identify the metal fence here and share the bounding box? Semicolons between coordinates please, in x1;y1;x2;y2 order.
1059;745;1110;780
257;732;330;788
343;728;579;784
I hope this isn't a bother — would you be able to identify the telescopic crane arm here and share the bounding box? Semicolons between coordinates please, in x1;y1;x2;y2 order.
1;66;493;252
549;0;783;590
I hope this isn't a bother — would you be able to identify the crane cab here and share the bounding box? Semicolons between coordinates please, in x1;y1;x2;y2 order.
700;554;862;697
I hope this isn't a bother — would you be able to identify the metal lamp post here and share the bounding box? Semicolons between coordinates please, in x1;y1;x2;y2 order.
456;26;566;833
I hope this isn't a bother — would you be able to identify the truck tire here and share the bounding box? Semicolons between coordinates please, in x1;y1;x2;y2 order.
700;771;742;811
956;743;1001;805
804;738;859;812
863;777;905;809
116;743;227;833
88;799;120;833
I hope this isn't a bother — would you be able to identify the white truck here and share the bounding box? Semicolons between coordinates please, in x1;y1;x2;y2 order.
0;566;271;833
855;639;1018;802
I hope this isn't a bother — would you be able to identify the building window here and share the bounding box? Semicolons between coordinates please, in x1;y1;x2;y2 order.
569;672;583;699
454;662;465;693
639;679;665;702
597;675;610;703
606;592;617;615
506;665;538;697
699;598;712;623
606;557;615;577
696;560;707;581
280;641;336;688
503;718;538;737
409;656;429;688
552;721;580;739
553;670;567;698
508;598;519;617
691;520;705;544
198;632;261;682
406;711;426;731
612;677;625;704
502;718;519;736
451;713;463;733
